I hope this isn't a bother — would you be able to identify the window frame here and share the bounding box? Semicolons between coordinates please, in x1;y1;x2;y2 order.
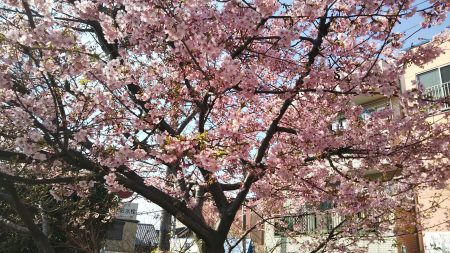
416;63;450;111
416;63;450;88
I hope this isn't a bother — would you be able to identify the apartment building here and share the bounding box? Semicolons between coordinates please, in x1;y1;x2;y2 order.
263;37;450;253
399;38;450;253
263;93;402;253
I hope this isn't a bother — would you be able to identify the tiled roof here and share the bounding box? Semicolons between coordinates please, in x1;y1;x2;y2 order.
135;223;158;247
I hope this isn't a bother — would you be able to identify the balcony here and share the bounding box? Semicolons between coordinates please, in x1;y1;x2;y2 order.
424;82;450;110
275;212;343;235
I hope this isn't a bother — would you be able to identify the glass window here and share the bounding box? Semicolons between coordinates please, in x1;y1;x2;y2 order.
319;201;333;211
440;65;450;83
361;108;375;120
331;118;348;131
417;69;440;89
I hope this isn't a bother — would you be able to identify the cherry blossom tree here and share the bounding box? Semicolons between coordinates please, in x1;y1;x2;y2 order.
0;182;117;253
0;0;449;252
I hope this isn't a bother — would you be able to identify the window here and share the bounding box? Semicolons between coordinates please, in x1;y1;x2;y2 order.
319;201;333;211
361;99;391;120
332;100;391;132
360;108;376;121
417;64;450;109
440;65;450;83
331;117;348;131
417;69;441;89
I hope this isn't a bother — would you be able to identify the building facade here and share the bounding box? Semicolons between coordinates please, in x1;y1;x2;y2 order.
262;36;450;253
400;38;450;253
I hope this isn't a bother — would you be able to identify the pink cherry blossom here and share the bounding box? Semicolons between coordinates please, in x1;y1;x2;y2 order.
0;1;449;252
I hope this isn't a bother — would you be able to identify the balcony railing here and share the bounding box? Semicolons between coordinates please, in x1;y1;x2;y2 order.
275;212;343;235
425;82;450;110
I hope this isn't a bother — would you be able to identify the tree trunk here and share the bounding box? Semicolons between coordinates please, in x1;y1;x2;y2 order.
158;208;172;252
196;236;225;253
198;242;225;253
159;166;175;252
4;182;55;253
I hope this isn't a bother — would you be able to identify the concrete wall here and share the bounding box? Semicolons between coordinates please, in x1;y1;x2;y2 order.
105;221;138;253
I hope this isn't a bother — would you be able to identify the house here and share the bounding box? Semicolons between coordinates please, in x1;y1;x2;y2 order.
123;35;450;253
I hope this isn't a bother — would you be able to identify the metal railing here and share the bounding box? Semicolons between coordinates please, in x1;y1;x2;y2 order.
275;212;343;235
425;82;450;110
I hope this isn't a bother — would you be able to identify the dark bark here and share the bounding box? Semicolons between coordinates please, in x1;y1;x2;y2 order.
40;202;49;236
3;181;55;253
196;237;225;253
117;172;216;242
158;164;179;251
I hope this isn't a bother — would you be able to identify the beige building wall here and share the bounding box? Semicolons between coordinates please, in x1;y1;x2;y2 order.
417;185;450;232
400;40;450;92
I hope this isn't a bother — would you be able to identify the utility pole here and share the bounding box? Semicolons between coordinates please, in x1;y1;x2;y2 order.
158;167;174;252
158;209;172;252
242;205;246;253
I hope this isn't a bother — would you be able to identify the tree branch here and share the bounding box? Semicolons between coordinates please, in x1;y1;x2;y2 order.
0;216;30;233
218;183;241;191
115;171;217;243
0;150;32;163
0;171;86;185
3;181;55;253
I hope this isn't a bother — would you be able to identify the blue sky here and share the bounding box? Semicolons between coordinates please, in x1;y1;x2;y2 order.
394;1;450;48
277;0;449;47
